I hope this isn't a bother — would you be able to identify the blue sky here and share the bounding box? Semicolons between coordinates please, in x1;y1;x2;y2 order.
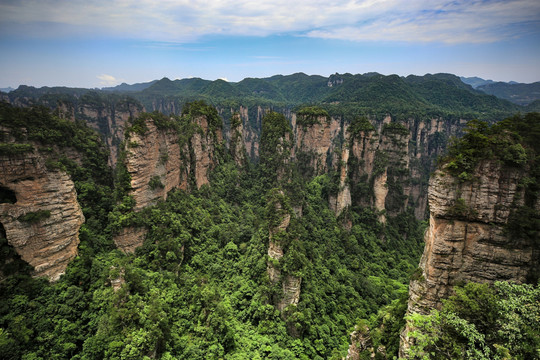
1;0;539;88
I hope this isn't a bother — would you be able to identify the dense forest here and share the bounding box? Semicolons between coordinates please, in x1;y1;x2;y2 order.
0;73;539;359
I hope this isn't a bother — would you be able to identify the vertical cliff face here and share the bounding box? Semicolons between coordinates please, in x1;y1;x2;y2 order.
401;158;540;356
293;115;342;177
407;161;536;313
190;114;224;188
78;101;143;167
123;119;184;211
260;112;302;313
0;150;84;281
345;117;411;221
229;113;247;167
122;113;223;211
329;148;352;216
5;93;144;167
114;107;224;252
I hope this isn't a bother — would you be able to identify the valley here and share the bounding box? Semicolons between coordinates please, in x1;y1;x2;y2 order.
0;72;538;359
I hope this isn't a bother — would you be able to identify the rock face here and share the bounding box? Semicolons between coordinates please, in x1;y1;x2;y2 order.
0;151;84;281
113;226;148;254
345;325;382;360
4;94;143;167
190;115;223;188
123;120;183;211
329;148;352;216
123;114;222;211
400;160;540;357
229;113;247;166
294;116;341;176
114;113;223;252
74;101;143;167
289;113;460;220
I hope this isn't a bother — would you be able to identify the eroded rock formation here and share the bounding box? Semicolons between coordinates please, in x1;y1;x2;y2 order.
122;114;222;212
400;159;540;357
114;112;223;252
266;191;302;312
294;115;341;176
0;150;84;281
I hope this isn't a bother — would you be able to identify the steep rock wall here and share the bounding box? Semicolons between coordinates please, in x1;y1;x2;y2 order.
293;116;342;176
0;151;84;281
115;113;223;252
123;114;222;211
123;120;184;211
74;102;143;167
400;160;540;356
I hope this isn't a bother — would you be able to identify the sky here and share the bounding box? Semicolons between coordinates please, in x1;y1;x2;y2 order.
0;0;539;89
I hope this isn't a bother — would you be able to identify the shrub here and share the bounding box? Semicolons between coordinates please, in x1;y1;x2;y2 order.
18;210;51;223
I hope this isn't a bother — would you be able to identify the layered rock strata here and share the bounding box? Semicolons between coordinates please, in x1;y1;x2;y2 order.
400;160;540;356
123;114;222;212
293;115;341;176
115;113;223;252
0;151;84;280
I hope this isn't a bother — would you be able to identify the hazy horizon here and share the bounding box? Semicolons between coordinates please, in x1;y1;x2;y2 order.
1;0;539;88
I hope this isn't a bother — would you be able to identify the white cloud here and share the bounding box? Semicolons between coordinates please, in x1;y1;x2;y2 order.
1;0;538;44
97;74;121;86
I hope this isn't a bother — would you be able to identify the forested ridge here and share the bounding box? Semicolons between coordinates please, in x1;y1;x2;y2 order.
0;74;539;359
1;72;526;122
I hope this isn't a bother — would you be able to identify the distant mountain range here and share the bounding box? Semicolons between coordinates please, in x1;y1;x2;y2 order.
2;73;540;117
460;76;539;106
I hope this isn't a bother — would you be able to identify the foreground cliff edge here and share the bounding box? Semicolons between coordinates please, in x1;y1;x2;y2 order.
399;115;540;358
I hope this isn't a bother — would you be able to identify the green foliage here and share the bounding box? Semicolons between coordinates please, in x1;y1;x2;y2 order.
406;281;540;360
296;106;329;127
260;111;293;186
148;175;164;190
441;114;540;180
0;101;431;359
447;198;478;219
126;115;149;135
17;210;51;223
0;143;33;155
182;100;223;133
382;122;409;136
348;116;376;139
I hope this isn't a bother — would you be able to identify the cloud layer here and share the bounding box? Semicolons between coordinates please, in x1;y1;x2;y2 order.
1;0;539;44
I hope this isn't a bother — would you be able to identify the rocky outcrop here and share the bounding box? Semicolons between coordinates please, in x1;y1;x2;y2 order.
329;148;352;216
75;101;142;167
190;115;223;188
113;226;148;254
345;325;381;360
400;159;540;357
5;94;143;167
115;112;223;252
294;115;341;176
0;150;84;281
266;191;302;312
229;113;247;166
123;120;184;211
278;275;302;312
123;114;222;212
